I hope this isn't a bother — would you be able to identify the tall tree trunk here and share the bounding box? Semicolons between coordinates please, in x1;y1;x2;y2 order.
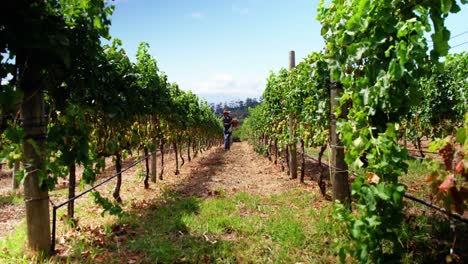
187;139;191;162
144;147;150;189
67;163;76;220
20;58;50;252
113;152;122;203
159;140;164;180
173;141;180;175
12;161;20;190
150;139;157;183
300;139;305;183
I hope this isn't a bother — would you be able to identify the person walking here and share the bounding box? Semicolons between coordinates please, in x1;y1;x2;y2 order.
222;109;233;150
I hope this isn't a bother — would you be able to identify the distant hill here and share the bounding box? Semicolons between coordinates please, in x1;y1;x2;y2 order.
209;97;261;124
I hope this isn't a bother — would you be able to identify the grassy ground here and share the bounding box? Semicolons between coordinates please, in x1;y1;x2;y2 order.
1;189;345;263
2;187;466;263
121;188;344;263
0;143;467;263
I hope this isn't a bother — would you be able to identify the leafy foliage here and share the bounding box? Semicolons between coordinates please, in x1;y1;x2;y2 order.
317;0;466;262
426;113;468;215
406;52;468;144
0;0;224;252
90;191;126;217
243;52;330;153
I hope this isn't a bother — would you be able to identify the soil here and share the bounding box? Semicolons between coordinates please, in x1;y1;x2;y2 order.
2;141;466;262
174;142;317;198
0;141;326;241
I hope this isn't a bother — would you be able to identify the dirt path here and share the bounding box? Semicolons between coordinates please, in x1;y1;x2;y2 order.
0;147;206;240
0;141;324;247
175;141;315;198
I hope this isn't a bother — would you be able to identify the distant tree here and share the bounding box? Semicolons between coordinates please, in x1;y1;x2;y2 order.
209;97;261;124
245;98;253;107
215;103;223;115
209;103;215;113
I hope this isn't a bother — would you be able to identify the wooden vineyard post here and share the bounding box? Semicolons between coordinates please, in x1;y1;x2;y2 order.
159;139;164;180
144;147;150;189
288;51;298;179
300;139;305;183
330;81;350;205
187;138;191;162
68;164;76;219
12;161;20;189
151;138;157;183
20;58;50;252
285;145;290;175
274;139;278;165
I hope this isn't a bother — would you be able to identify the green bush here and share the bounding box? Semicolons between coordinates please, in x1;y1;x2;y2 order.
232;127;243;142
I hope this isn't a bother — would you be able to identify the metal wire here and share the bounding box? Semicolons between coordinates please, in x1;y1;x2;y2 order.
450;30;468;40
403;193;468;224
328;143;345;149
50;150;156;253
450;41;468;50
24;196;49;203
305;152;468;223
404;148;438;154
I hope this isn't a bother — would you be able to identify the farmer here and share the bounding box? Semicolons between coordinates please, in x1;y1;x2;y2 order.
222;109;233;150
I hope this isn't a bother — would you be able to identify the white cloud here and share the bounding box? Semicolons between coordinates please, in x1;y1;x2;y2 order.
189;73;264;99
190;12;204;19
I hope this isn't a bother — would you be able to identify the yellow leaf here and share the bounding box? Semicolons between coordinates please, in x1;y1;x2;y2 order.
367;172;380;184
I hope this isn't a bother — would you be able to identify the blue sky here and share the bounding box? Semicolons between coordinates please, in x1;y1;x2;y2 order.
108;0;468;103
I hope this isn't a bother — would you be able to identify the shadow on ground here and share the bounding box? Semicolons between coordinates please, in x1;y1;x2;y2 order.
173;148;227;198
405;209;468;263
77;147;238;263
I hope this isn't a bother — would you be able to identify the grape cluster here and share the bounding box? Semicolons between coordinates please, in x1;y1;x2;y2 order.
438;143;455;170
